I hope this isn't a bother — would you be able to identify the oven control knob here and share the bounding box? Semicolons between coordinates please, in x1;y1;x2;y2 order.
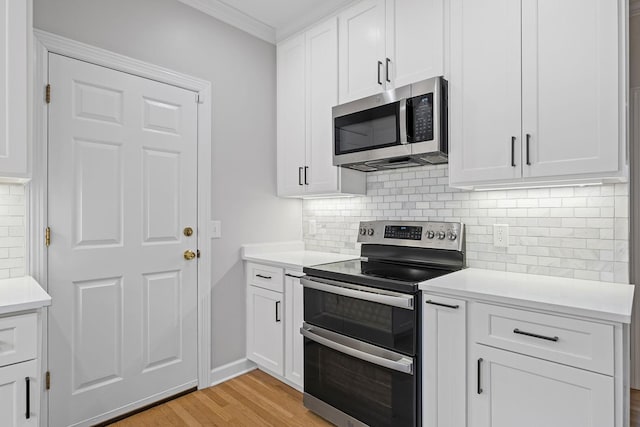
367;228;375;236
448;232;458;241
426;230;435;239
437;231;446;240
360;228;367;236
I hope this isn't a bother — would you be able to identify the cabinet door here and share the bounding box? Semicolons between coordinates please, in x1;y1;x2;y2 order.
0;360;38;427
422;294;466;427
284;274;304;388
385;0;444;88
0;0;28;178
448;0;522;186
305;18;340;195
277;34;306;197
247;286;284;376
470;345;613;427
338;0;386;103
521;0;620;178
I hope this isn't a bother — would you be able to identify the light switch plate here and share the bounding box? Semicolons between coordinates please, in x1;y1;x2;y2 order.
493;224;509;248
210;220;221;239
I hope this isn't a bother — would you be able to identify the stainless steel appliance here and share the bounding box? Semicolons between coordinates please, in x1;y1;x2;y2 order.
301;220;465;427
332;77;448;172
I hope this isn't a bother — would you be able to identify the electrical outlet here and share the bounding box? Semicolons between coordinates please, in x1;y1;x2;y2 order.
493;224;509;248
210;220;221;239
309;219;317;235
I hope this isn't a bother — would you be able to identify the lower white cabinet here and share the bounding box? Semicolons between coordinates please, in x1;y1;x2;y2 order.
0;360;38;427
284;272;304;388
246;285;284;376
470;344;613;427
422;294;466;427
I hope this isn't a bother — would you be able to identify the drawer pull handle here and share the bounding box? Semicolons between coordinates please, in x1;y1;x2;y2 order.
256;274;272;280
285;273;304;278
477;358;483;394
25;377;30;419
425;300;459;309
513;328;559;342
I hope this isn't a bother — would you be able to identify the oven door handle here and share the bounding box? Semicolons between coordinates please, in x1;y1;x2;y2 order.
301;323;414;375
300;277;414;310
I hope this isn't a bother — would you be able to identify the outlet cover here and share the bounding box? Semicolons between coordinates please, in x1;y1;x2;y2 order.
493;224;509;248
210;220;221;239
309;219;317;235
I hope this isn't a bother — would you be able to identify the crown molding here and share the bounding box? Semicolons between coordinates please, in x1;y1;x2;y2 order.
177;0;276;44
632;0;640;17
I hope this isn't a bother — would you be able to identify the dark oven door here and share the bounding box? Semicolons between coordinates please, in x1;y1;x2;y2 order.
302;323;416;427
301;276;417;355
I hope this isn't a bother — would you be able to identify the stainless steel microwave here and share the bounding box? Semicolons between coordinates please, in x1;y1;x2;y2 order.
332;77;448;172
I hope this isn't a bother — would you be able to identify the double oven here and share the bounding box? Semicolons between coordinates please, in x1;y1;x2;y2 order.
301;221;465;427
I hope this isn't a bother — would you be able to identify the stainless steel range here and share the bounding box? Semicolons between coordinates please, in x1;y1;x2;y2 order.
301;220;465;427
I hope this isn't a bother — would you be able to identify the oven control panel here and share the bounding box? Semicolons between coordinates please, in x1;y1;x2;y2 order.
358;220;464;251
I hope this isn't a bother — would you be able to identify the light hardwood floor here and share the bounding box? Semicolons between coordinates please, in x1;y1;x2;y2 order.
109;369;332;426
109;373;640;426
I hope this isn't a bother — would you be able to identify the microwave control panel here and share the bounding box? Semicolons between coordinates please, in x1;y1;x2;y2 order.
407;93;434;143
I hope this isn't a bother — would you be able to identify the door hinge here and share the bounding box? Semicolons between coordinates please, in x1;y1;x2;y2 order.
45;371;50;390
45;227;51;247
45;84;51;104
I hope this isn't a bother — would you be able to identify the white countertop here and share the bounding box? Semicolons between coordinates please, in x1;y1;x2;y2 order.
241;241;358;270
0;276;51;316
420;268;635;324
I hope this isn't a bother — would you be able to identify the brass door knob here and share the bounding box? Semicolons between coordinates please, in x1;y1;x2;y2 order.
183;227;194;237
184;250;196;261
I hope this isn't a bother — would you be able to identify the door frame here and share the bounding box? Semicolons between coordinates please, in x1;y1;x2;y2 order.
29;30;213;425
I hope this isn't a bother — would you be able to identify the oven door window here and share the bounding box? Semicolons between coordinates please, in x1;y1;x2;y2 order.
304;288;416;355
334;102;401;155
305;338;415;427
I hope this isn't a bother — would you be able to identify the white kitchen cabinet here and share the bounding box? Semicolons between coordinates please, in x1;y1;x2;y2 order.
0;0;30;181
0;360;39;427
246;285;284;376
422;294;466;427
284;272;304;388
277;17;366;198
470;344;613;427
449;0;626;189
338;0;444;103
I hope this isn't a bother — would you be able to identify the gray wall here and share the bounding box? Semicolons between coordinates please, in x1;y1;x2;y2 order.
34;0;302;370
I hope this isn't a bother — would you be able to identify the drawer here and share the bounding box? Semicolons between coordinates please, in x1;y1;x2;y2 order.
471;303;614;375
0;313;37;368
246;263;284;292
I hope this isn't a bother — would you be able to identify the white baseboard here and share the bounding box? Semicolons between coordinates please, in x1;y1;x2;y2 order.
210;358;257;387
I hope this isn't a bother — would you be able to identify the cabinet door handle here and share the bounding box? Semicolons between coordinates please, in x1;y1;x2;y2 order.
511;137;516;167
425;300;459;309
25;377;30;419
298;167;303;186
385;58;391;82
275;301;281;322
377;61;383;85
513;328;559;342
526;134;532;165
304;166;309;185
285;273;304;278
477;358;483;394
256;274;272;280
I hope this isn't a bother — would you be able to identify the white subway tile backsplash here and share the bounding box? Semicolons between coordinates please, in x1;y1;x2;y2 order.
303;165;630;284
0;184;25;278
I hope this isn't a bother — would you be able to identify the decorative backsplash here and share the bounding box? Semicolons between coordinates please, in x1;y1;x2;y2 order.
0;184;25;279
303;165;630;284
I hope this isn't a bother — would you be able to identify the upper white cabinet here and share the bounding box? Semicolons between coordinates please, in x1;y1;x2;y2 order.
277;17;366;198
0;0;29;181
449;0;626;189
338;0;444;103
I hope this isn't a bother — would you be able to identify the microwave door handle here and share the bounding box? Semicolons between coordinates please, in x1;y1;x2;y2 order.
301;277;414;309
399;98;408;144
300;324;414;375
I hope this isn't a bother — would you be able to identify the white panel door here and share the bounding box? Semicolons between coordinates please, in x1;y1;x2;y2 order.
470;345;614;427
284;274;304;388
448;0;522;185
48;54;198;427
422;295;466;427
305;17;340;195
521;0;620;178
0;0;28;178
277;33;306;197
386;0;444;88
246;285;284;375
0;360;38;427
338;0;386;103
